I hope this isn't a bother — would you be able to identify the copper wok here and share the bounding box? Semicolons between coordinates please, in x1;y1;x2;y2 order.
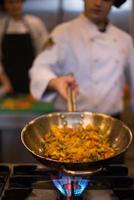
21;112;132;175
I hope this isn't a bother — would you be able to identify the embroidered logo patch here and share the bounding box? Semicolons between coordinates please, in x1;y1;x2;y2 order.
43;38;55;50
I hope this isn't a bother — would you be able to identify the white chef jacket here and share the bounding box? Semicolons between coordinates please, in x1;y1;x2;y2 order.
0;14;48;72
30;14;134;115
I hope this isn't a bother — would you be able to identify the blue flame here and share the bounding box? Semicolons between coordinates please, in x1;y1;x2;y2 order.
75;178;89;196
52;175;89;197
52;178;67;196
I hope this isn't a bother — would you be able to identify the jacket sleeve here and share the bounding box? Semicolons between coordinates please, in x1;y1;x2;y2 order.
29;27;67;101
127;37;134;111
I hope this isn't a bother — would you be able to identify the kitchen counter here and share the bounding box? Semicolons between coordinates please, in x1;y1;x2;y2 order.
0;94;56;162
0;94;55;129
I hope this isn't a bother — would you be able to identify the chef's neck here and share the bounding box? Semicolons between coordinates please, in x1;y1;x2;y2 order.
84;13;109;32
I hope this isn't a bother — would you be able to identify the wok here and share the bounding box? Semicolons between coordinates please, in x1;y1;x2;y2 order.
21;112;133;175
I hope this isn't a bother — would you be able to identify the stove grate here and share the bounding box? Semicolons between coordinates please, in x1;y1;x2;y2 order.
0;164;134;200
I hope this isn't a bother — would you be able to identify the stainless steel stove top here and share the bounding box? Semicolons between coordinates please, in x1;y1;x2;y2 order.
0;164;134;200
25;189;115;200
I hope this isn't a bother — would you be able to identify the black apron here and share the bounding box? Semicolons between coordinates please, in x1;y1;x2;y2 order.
1;18;35;94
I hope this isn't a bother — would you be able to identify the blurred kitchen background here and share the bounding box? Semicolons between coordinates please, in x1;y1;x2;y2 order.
0;0;134;176
22;0;133;32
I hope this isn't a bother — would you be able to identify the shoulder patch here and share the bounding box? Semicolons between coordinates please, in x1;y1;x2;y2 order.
43;38;55;50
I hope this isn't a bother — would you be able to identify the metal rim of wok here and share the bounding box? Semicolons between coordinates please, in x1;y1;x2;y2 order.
21;112;133;175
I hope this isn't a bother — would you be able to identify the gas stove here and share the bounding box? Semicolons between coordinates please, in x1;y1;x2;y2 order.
0;164;134;200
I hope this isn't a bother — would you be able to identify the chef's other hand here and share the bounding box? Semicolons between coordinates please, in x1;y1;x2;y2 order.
0;71;13;94
48;75;78;100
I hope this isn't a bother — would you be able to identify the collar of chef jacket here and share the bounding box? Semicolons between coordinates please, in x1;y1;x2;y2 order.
80;14;111;41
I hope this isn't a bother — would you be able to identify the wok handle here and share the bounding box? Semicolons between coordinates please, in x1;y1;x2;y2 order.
67;85;76;112
62;167;102;175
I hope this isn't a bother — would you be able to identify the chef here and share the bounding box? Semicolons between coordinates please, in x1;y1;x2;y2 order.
29;0;134;119
0;0;48;94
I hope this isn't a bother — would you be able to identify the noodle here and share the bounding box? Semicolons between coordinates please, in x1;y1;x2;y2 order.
43;124;117;162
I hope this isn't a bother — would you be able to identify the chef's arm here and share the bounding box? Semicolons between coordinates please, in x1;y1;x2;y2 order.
29;50;78;101
29;21;72;101
29;52;57;101
127;38;134;111
0;66;13;94
29;35;65;101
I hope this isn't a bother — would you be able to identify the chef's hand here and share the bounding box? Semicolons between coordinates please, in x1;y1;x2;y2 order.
48;74;78;100
0;71;13;95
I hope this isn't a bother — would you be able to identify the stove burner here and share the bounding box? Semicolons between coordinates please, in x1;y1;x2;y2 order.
52;174;89;197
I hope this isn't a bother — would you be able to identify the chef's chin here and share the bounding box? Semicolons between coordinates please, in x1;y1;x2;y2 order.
84;11;105;24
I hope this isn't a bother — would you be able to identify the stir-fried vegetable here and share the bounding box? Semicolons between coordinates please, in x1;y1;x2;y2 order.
43;124;117;162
